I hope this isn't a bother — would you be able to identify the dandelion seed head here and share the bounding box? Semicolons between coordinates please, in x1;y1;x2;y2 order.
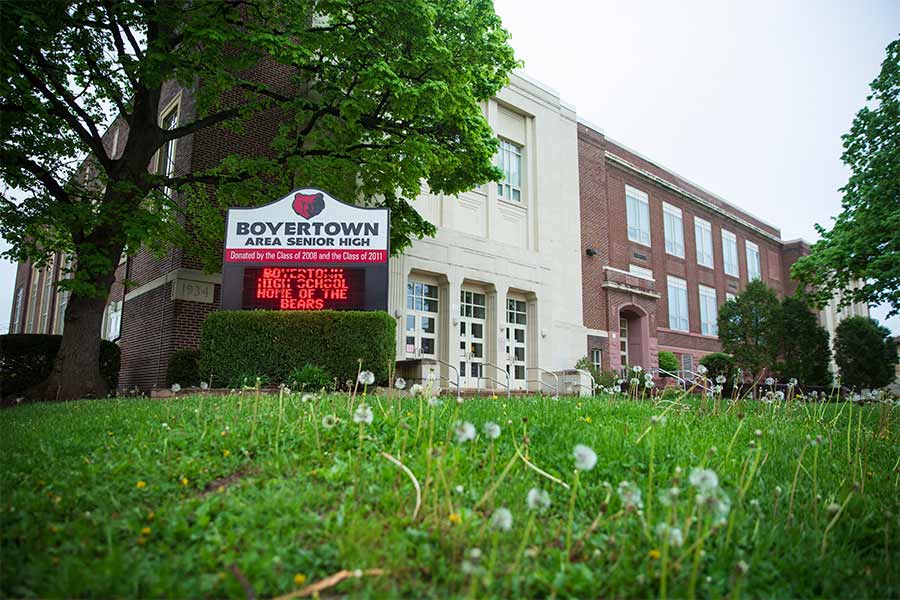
573;444;598;471
483;421;501;440
429;396;443;407
170;383;181;393
454;421;476;443
321;414;339;429
617;480;643;510
394;377;406;390
353;404;374;425
632;365;643;373
490;507;513;531
358;370;375;386
689;467;719;492
301;393;316;403
765;377;775;386
697;365;708;375
526;487;551;511
715;375;727;384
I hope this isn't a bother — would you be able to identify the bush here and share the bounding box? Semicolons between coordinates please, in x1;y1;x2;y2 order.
165;349;202;387
0;334;120;399
700;352;735;384
657;351;679;373
781;296;832;386
199;310;395;388
288;363;334;392
834;316;896;389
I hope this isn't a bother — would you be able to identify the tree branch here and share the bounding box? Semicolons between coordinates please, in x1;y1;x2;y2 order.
0;150;72;204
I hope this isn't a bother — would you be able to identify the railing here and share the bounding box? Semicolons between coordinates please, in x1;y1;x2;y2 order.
477;361;511;400
602;267;658;296
573;368;597;394
652;367;690;390
434;357;462;403
526;367;560;399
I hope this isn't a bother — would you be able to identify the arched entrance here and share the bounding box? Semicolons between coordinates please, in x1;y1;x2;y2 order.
618;305;651;372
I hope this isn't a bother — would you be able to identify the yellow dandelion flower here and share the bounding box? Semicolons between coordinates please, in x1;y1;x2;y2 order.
293;574;307;586
136;481;146;489
181;477;189;486
584;416;592;424
141;527;151;535
223;449;231;457
649;549;661;560
449;513;462;525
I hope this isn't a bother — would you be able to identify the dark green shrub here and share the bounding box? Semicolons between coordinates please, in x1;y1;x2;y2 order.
781;296;832;386
657;351;679;373
1;334;120;399
700;352;735;384
200;310;395;388
288;363;333;391
166;349;202;387
834;316;896;389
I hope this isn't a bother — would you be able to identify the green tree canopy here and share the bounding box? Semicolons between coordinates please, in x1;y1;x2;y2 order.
791;37;900;316
0;0;518;400
833;316;896;390
780;296;832;386
717;280;783;378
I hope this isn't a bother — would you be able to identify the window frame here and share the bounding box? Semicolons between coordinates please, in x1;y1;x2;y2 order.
496;138;523;203
698;284;719;336
722;229;739;277
662;202;685;258
746;240;761;281
628;264;655;280
625;185;651;246
667;275;690;332
694;216;714;268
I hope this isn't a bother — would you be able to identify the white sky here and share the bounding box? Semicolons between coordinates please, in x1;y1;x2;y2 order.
1;1;897;333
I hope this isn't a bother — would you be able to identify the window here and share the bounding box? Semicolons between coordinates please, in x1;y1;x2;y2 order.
619;318;629;366
746;241;761;281
26;266;39;333
663;202;684;257
54;254;72;334
680;353;694;373
103;301;122;341
726;292;736;302
591;348;602;370
406;281;439;357
506;298;527;382
667;276;689;332
497;139;522;202
695;217;714;268
459;290;487;382
699;285;718;336
629;264;654;280
157;103;179;197
12;286;24;333
626;186;651;246
722;229;739;277
39;256;55;333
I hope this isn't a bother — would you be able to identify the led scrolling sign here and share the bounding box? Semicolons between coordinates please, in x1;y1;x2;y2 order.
220;189;389;312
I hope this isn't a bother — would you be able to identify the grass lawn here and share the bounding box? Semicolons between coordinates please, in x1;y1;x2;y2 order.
2;389;898;598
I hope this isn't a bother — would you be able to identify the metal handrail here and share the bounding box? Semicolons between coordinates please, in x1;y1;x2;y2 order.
573;368;597;394
525;379;559;398
526;367;560;399
653;367;690;390
480;361;511;400
433;357;462;403
680;369;710;394
477;375;510;398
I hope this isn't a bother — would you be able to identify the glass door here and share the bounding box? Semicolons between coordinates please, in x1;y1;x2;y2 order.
506;298;527;390
405;281;438;359
459;290;486;387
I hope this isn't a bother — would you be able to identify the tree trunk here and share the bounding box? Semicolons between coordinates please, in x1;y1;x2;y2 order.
39;291;111;401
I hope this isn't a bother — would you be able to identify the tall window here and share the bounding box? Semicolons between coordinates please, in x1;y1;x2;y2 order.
663;202;684;257
405;281;439;357
103;301;122;341
695;217;714;268
698;285;718;336
12;286;24;333
619;318;629;366
39;257;55;333
506;298;527;382
746;241;761;281
722;229;739;277
26;265;39;333
591;348;602;370
626;185;651;246
497;139;522;202
157;104;179;197
54;254;72;334
667;276;689;332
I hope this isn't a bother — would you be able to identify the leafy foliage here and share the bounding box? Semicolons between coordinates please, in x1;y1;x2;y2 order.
717;281;783;377
699;352;735;385
0;0;518;399
199;310;395;388
165;349;202;388
656;351;679;373
287;363;334;392
780;296;832;386
791;37;900;316
833;316;897;389
0;334;120;400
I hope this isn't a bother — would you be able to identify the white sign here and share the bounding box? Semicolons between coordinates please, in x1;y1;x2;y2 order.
224;188;389;264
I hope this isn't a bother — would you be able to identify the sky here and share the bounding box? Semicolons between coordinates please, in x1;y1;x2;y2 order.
0;0;898;334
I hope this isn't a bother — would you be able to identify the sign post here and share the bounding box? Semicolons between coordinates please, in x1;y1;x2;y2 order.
220;188;389;311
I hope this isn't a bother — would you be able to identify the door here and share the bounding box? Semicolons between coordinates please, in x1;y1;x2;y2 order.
459;290;486;388
619;317;629;371
405;281;439;359
506;298;527;390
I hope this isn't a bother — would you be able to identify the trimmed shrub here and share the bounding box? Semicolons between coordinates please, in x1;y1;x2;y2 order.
781;296;832;386
199;310;395;388
0;334;120;399
657;351;679;374
834;316;896;389
700;352;735;384
166;349;202;387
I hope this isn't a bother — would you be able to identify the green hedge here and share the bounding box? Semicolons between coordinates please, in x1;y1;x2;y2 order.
0;334;120;399
199;310;395;388
166;349;202;387
657;351;679;373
